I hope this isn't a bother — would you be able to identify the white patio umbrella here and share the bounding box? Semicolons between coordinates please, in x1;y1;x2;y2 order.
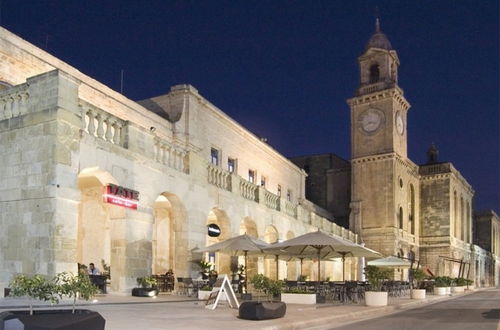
367;256;412;268
264;230;382;282
194;234;270;291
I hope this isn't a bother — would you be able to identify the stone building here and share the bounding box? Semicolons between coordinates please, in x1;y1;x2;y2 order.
291;20;498;286
473;211;500;286
0;26;359;294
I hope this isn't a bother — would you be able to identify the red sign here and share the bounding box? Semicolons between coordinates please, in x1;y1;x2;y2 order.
103;184;139;210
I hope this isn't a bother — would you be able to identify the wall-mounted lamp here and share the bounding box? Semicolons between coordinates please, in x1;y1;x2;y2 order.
150;126;156;132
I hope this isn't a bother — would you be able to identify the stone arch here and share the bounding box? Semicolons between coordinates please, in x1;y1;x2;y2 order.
152;192;188;277
285;231;297;280
240;217;259;279
264;225;279;279
77;167;122;291
460;196;464;241
206;208;232;274
453;190;458;238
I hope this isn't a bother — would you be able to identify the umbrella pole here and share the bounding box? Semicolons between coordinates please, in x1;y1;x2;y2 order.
275;255;279;280
244;250;248;293
317;248;321;283
342;255;345;282
300;258;304;279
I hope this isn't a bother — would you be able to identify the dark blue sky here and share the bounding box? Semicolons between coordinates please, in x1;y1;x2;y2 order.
3;1;498;212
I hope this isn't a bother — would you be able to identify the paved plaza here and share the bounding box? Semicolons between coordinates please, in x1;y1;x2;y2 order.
1;288;497;329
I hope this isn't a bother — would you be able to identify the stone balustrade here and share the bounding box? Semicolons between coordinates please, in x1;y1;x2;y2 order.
0;84;29;120
419;163;451;175
154;138;188;173
264;190;280;211
284;199;297;218
207;163;231;191
81;103;126;146
239;180;259;202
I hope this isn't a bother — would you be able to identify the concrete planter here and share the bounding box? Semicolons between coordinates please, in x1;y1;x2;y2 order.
365;291;388;306
1;309;105;330
445;287;451;294
198;290;212;300
434;287;447;295
451;286;465;293
411;289;426;299
281;293;316;304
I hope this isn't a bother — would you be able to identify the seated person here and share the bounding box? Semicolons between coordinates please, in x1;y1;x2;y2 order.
88;263;101;275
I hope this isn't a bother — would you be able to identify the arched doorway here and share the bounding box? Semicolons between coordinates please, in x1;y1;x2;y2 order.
285;231;297;280
240;217;259;279
152;192;189;277
206;208;231;275
264;225;279;279
77;167;122;291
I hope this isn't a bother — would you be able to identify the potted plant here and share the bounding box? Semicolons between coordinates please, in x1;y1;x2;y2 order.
132;276;158;297
196;260;212;280
443;276;452;294
2;273;105;329
198;284;212;300
281;286;316;304
433;276;447;295
239;274;286;320
451;277;466;293
364;265;392;306
55;272;100;313
410;268;427;299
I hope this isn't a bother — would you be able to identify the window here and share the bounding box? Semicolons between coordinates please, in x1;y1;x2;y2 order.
277;185;282;196
210;148;219;166
260;176;266;187
408;184;415;235
248;170;255;184
398;206;403;229
369;64;380;83
287;189;292;202
227;158;236;173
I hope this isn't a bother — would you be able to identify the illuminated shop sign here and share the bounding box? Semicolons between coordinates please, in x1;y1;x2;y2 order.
207;224;221;237
103;184;139;210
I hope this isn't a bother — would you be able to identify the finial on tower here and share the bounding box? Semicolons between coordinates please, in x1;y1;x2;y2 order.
374;6;380;32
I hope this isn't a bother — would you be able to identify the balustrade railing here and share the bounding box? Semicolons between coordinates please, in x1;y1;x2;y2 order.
81;104;126;146
240;180;259;202
264;190;280;211
207;163;231;191
0;84;29;120
154;138;188;173
284;199;297;218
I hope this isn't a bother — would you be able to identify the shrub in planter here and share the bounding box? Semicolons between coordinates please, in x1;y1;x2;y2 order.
9;274;60;315
132;276;158;297
433;276;448;295
196;260;213;280
410;268;427;299
364;266;392;306
5;273;105;330
241;274;286;320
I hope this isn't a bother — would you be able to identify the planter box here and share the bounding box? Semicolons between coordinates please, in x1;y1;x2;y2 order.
281;293;316;304
451;286;465;293
445;287;451;294
131;288;158;297
239;301;286;320
434;287;447;295
411;289;426;299
365;291;388;306
0;309;105;330
198;290;212;300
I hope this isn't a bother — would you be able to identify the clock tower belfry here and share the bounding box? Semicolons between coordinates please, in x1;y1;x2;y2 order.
347;19;418;259
348;18;410;160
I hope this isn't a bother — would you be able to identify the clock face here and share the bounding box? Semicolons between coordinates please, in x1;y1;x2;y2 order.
395;111;404;135
359;108;384;133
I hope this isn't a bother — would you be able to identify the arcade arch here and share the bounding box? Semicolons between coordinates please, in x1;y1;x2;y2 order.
240;217;259;279
264;225;279;279
206;208;231;274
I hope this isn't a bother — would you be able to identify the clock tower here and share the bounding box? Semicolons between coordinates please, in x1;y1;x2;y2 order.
347;19;418;259
348;18;410;159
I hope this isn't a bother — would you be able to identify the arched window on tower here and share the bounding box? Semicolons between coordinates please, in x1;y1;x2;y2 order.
398;206;403;229
369;64;380;83
408;184;415;235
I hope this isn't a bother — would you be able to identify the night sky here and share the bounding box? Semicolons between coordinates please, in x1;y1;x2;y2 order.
2;1;498;212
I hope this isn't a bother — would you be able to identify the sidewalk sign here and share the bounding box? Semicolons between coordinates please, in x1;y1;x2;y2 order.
205;274;239;310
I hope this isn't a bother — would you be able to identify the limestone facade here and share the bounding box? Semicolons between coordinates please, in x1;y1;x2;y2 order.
0;27;359;293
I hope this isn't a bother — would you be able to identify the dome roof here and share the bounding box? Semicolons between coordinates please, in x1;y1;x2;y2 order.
365;18;393;51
